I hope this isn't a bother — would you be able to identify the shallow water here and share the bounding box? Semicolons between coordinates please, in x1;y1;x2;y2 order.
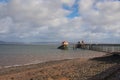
0;44;106;67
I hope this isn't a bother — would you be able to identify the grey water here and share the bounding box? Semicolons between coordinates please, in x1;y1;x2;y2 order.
0;44;106;67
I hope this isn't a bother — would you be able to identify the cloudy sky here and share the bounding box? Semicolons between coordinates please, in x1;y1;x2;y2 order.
0;0;120;43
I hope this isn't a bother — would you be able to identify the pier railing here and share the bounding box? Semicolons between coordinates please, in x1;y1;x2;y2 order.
85;44;120;53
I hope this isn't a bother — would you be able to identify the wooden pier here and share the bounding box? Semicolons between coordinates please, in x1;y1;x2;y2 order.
85;44;120;53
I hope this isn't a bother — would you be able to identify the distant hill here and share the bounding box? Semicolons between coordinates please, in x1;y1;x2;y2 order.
0;41;6;44
0;41;60;45
0;41;24;44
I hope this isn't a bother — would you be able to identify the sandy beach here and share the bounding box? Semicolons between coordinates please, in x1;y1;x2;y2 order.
0;52;120;80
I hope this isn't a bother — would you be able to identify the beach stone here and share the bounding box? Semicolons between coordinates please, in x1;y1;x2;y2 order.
57;77;69;80
11;77;14;80
47;77;54;80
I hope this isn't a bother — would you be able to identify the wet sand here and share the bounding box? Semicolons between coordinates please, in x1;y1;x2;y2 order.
0;52;120;80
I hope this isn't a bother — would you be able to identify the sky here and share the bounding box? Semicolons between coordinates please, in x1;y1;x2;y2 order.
0;0;120;43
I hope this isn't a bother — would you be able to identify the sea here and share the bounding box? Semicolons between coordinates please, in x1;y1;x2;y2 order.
0;44;106;68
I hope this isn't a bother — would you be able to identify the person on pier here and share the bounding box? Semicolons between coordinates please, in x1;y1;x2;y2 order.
74;40;86;49
81;40;86;49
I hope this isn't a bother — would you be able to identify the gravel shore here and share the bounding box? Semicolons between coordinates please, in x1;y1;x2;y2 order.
0;52;120;80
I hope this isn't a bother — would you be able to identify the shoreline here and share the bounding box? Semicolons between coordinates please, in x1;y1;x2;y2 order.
0;58;88;72
0;52;120;80
0;50;107;69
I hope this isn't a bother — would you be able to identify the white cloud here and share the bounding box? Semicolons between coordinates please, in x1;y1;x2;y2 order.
79;0;120;42
61;0;75;6
0;0;120;43
0;17;12;34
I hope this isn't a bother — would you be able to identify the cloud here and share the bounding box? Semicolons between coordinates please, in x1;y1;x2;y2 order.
79;0;120;42
61;0;75;7
0;0;120;43
0;0;69;41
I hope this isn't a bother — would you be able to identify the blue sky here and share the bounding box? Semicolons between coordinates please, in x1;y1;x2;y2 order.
63;0;80;18
0;0;120;43
0;0;8;3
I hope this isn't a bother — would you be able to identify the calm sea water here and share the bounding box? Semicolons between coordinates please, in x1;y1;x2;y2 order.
0;44;106;67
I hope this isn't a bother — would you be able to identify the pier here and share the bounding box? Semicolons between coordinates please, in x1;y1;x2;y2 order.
85;44;120;53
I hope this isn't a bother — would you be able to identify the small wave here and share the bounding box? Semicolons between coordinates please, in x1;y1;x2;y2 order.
0;60;43;69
